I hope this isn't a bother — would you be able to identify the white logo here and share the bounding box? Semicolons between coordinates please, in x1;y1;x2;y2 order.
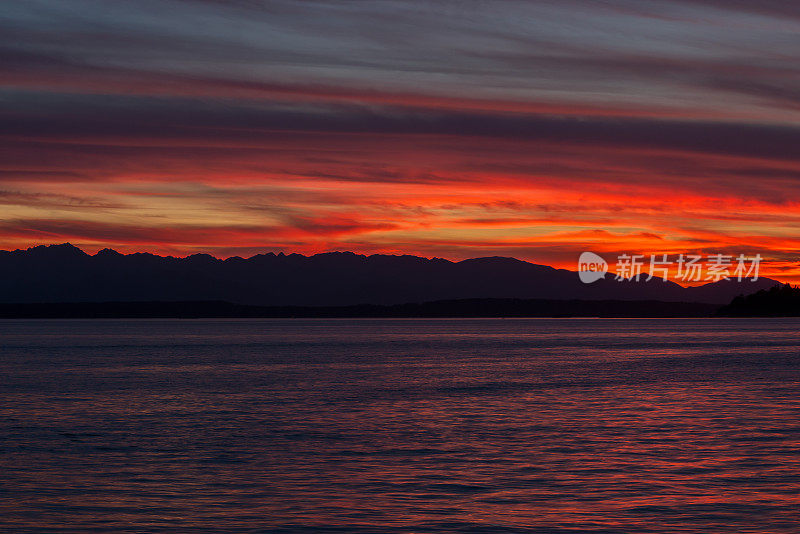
577;252;762;283
578;251;608;284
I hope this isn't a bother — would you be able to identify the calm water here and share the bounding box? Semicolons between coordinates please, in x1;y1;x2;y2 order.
2;318;800;533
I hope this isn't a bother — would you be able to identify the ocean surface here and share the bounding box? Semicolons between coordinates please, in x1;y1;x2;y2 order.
2;318;800;533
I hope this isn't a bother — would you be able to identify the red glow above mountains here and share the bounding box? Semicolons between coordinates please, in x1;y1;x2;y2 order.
1;1;799;282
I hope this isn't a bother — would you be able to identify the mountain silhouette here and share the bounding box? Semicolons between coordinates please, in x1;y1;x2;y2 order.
0;243;778;306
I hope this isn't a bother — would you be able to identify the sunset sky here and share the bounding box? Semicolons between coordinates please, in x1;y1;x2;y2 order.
2;0;800;281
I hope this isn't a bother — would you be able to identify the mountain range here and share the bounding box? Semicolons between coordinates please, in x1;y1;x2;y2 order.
0;243;778;306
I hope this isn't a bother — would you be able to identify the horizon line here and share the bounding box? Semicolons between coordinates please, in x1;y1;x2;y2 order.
2;242;787;288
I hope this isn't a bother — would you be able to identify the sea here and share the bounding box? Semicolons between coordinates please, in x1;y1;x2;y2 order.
2;318;800;533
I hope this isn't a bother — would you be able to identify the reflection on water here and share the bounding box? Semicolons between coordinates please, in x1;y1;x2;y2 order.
2;318;800;532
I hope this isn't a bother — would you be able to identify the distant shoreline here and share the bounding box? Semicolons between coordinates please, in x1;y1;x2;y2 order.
0;299;723;319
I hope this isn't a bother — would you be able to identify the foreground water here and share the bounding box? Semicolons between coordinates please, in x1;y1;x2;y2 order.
2;318;800;533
